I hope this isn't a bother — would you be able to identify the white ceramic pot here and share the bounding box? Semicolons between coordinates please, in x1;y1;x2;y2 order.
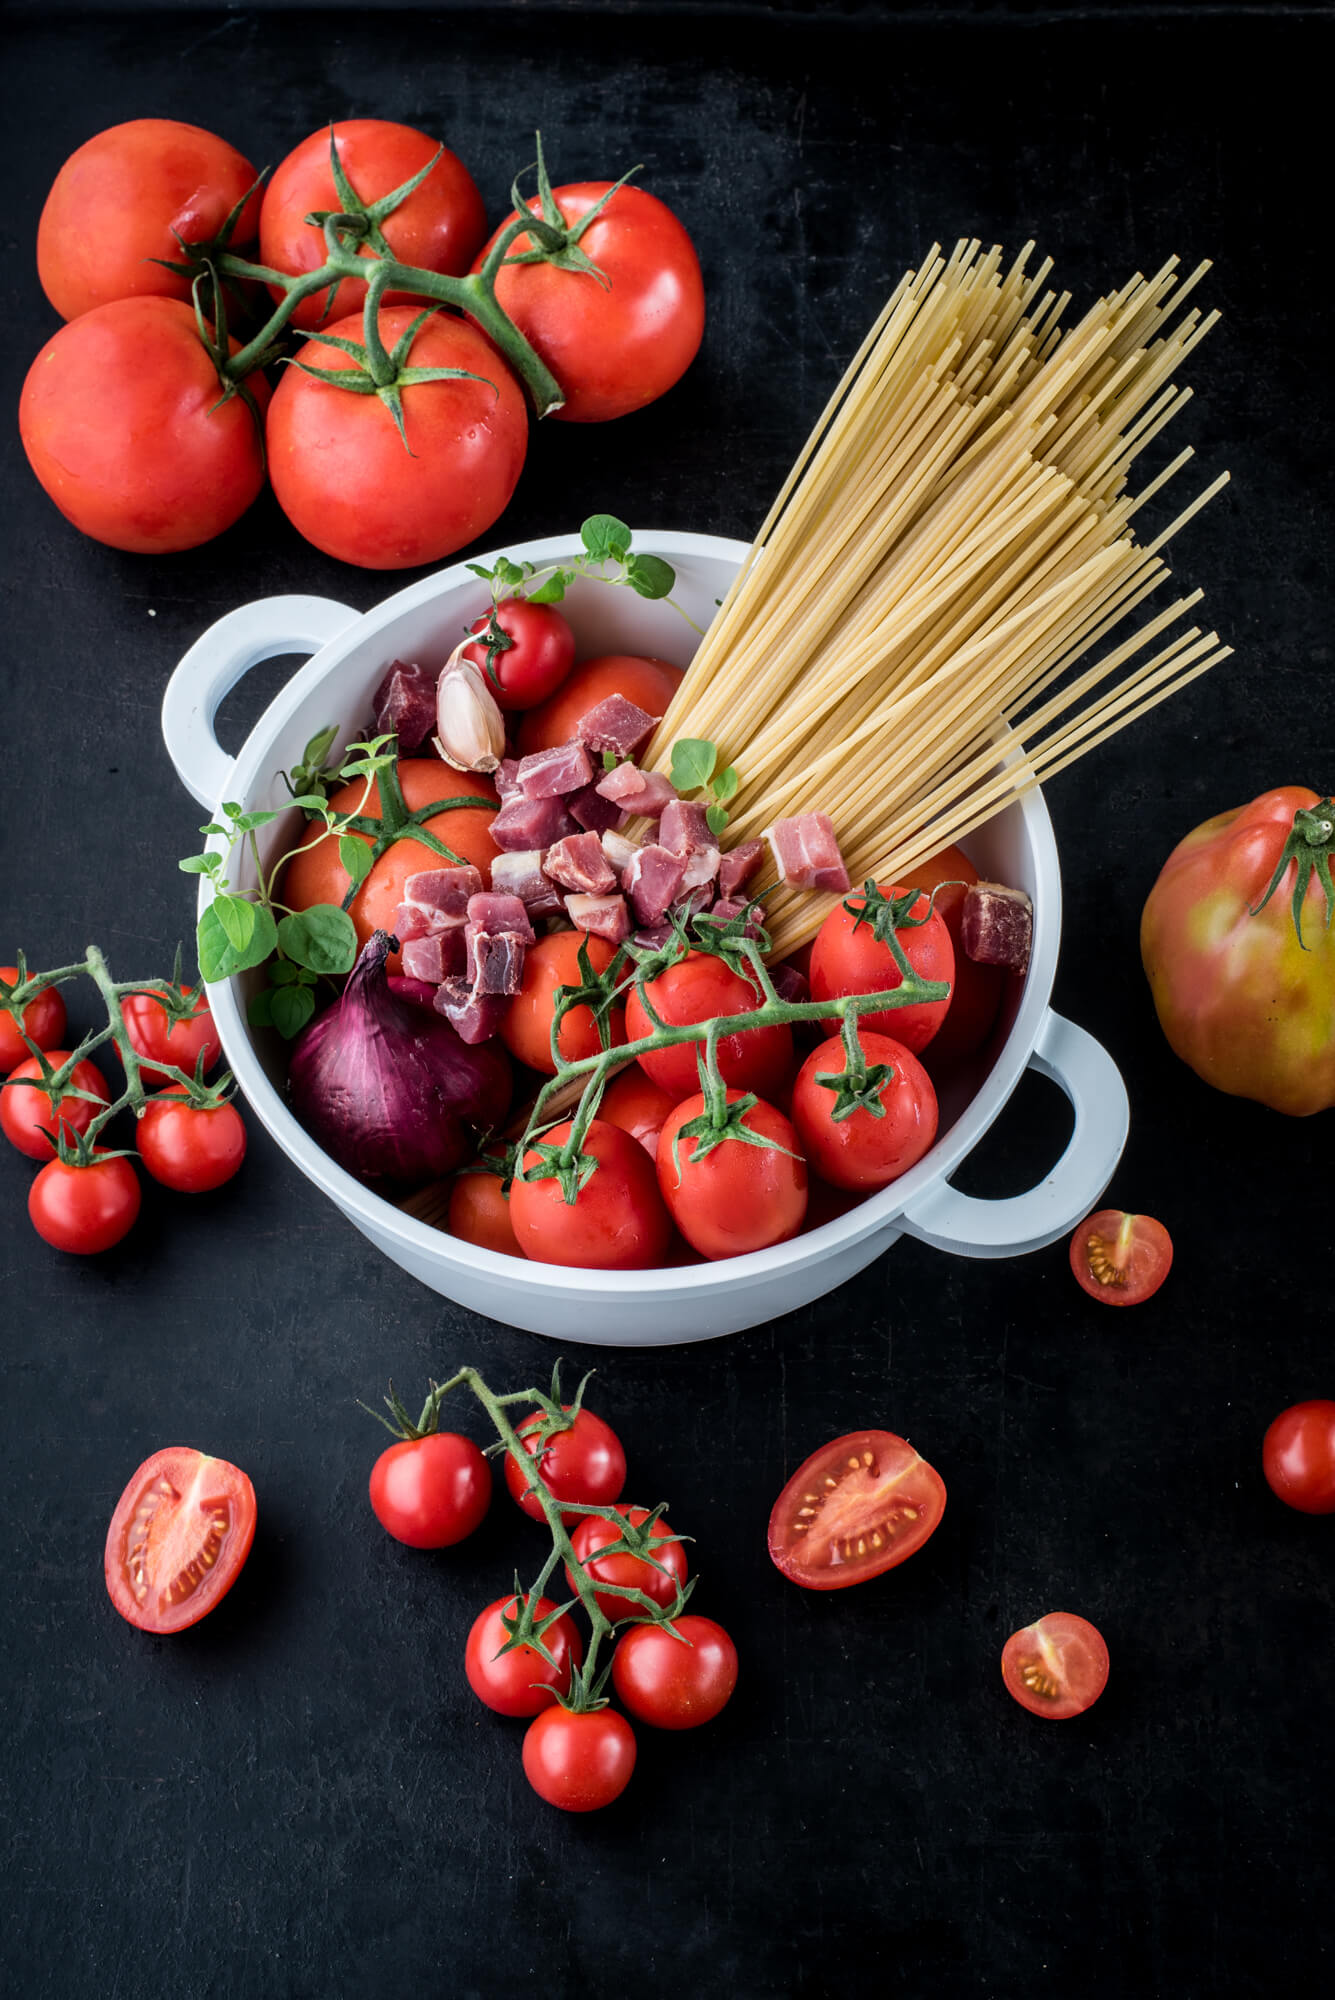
162;532;1127;1345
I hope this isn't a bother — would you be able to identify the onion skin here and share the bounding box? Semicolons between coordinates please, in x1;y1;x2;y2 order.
289;932;511;1187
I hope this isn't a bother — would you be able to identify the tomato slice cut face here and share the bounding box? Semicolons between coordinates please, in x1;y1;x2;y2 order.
1070;1209;1172;1305
767;1429;946;1589
104;1447;257;1634
1001;1612;1109;1720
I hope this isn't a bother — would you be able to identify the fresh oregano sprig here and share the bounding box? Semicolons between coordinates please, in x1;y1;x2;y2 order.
464;512;704;647
668;737;740;835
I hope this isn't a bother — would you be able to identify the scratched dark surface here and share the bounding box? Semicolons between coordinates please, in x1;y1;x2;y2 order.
3;7;1333;1997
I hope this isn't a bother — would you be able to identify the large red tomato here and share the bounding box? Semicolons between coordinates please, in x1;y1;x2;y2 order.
280;759;499;957
516;654;684;756
37;119;263;322
20;297;269;554
474;182;704;422
266;307;527;570
1141;787;1335;1115
259;120;487;332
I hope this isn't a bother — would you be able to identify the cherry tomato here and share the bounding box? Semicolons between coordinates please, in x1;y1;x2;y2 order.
810;886;954;1052
503;1404;627;1524
598;1063;677;1158
465;1594;585;1718
1001;1612;1110;1720
29;1151;140;1255
38;119;263;322
1069;1210;1173;1306
136;1090;247;1193
121;985;222;1085
626;953;793;1104
611;1616;738;1731
791;1030;938;1192
567;1505;688;1621
259;120;487;332
462;598;576;712
511;1118;671;1271
900;845;1003;1069
20;297;270;555
1261;1401;1335;1514
104;1446;257;1635
517;654;684;757
1;1052;110;1160
768;1429;946;1590
281;760;500;960
522;1704;637;1812
0;970;66;1076
500;931;626;1076
368;1431;492;1549
475;181;704;423
266;307;527;570
657;1089;807;1258
447;1167;522;1256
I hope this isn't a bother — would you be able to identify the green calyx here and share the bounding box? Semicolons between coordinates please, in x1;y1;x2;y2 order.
501;132;641;283
1253;797;1335;950
812;1006;894;1122
286;296;496;454
846;879;938;968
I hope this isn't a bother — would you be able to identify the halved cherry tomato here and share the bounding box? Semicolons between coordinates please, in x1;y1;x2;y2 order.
1069;1210;1173;1306
465;1594;584;1717
567;1505;688;1621
1;1052;110;1160
500;931;626;1076
611;1615;738;1731
0;970;66;1075
447;1167;522;1256
104;1446;257;1634
503;1404;627;1525
136;1090;246;1192
522;1704;636;1812
516;654;684;757
29;1151;140;1255
626;953;792;1104
368;1432;491;1548
1001;1612;1109;1720
598;1064;678;1158
1261;1401;1335;1514
121;984;221;1085
768;1429;946;1590
510;1118;670;1270
462;598;576;712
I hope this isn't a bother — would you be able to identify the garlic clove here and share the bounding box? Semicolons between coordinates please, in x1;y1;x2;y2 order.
435;656;506;773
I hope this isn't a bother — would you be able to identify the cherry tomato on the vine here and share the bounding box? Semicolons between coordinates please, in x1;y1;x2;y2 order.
900;845;1004;1070
656;1089;807;1259
121;984;222;1085
1001;1613;1110;1720
136;1090;247;1193
465;1594;584;1718
1;1052;110;1161
511;1119;671;1271
791;1030;938;1192
0;970;66;1076
462;598;576;712
500;931;626;1076
626;953;793;1105
768;1430;946;1590
1261;1401;1335;1514
810;886;954;1053
503;1404;627;1525
567;1505;688;1621
516;654;684;757
611;1616;738;1731
104;1446;257;1636
1069;1210;1173;1306
521;1704;637;1812
29;1152;140;1255
368;1432;492;1549
447;1168;522;1257
598;1064;678;1159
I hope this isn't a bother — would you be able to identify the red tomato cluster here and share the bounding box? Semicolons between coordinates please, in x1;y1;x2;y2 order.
22;118;705;568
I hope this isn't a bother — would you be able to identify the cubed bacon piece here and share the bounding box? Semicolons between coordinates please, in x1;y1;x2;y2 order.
490;849;564;920
659;798;712;856
576;694;658;759
516;740;594;799
567;780;627;835
544;831;617;896
565;893;631;945
466;891;534;942
403;865;482;922
490;792;579;852
372;660;437;752
624;843;687;926
681;844;721;892
771;962;809;1006
495;756;522;801
717;840;764;900
434;978;508;1045
764;812;850;894
675;884;715;923
961;882;1033;976
401;930;466;984
602;829;641;874
464;927;528;997
391;902;436;944
633;924;673;951
595;763;678;818
705;898;765;939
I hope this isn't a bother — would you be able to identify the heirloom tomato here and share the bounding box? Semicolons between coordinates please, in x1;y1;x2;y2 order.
1141;787;1335;1115
104;1446;257;1635
516;654;684;756
810;886;954;1052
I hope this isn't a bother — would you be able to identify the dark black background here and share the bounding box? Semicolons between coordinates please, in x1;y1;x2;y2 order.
4;7;1333;1997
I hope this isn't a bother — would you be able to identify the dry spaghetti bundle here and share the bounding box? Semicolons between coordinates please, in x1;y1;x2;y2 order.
643;241;1232;956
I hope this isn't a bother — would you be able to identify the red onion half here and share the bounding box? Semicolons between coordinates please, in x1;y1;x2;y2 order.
289;932;511;1188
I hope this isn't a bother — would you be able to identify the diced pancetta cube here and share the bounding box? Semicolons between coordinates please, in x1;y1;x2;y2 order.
433;978;507;1045
633;924;673;951
602;830;641;874
706;898;765;938
402;865;482;922
495;756;522;801
595;763;677;818
372;660;437;752
401;930;466;984
464;927;528;996
764;813;850;893
391;902;436;944
489;848;564;919
466;892;534;942
544;832;617;896
567;780;627;835
717;840;764;900
575;694;658;759
490;792;579;852
659;799;712;856
516;740;594;799
675;884;715;923
624;844;687;925
565;893;631;945
681;845;721;892
771;962;809;1006
961;882;1033;976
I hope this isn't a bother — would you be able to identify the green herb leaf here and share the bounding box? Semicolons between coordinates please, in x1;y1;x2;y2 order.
197;899;278;982
288;793;331;813
338;835;374;888
526;569;571;605
178;854;217;875
581;513;632;563
670;738;718;794
231;809;281;834
465;561;495;581
712;764;739;803
199;821;227;837
270;958;301;985
705;802;729;837
214;894;257;953
601;749;618;772
271;983;318;1040
222;802;243;820
277;905;358;975
247;988;275;1028
625;552;675;600
495;557;525;589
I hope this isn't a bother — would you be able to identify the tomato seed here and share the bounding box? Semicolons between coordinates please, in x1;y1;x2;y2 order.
1020;1661;1060;1698
1084;1234;1125;1286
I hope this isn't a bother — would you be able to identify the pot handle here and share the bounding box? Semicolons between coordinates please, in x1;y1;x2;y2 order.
899;1009;1128;1258
161;596;360;807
